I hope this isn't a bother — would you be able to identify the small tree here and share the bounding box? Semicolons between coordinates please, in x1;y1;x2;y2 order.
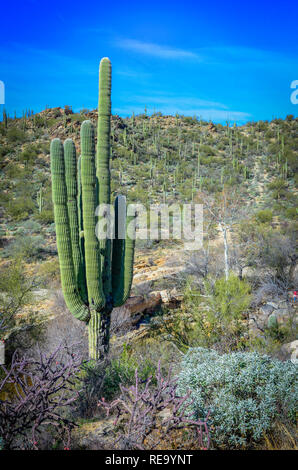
186;274;251;351
0;259;39;344
198;188;249;280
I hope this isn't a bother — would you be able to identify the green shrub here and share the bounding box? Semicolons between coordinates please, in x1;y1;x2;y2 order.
0;145;13;161
256;209;273;224
152;275;251;353
102;344;156;400
7;127;26;143
212;275;251;319
198;144;217;156
285;207;297;220
0;123;6;136
178;348;297;448
2;234;45;260
5;196;36;221
47;118;57;128
18;146;38;165
267;179;288;200
33;115;46;128
37;258;60;284
75;343;157;418
14;220;42;238
45;223;56;234
0;259;41;346
3;163;24;179
34;208;54;224
182;116;198;125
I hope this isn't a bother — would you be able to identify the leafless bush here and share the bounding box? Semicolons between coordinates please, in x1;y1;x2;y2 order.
252;233;297;286
98;362;210;450
32;289;88;360
184;246;224;285
185;250;209;279
252;274;292;307
0;343;83;449
110;306;134;336
164;254;183;267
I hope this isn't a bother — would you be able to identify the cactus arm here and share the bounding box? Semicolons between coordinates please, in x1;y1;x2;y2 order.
64;139;88;303
50;138;90;322
76;155;88;302
112;203;136;307
77;155;84;239
120;212;136;305
111;195;125;305
64;140;82;285
97;57;112;300
81;120;105;311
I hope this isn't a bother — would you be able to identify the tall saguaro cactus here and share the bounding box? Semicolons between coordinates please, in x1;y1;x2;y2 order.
51;58;136;360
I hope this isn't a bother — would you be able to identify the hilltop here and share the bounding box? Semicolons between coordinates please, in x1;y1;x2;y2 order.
1;106;297;222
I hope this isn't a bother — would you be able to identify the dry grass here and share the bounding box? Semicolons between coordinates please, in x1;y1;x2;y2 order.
256;421;297;450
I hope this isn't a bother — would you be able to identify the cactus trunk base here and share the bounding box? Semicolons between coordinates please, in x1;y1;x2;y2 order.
88;310;111;360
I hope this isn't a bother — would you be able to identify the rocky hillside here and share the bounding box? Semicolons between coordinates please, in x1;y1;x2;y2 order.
0;107;297;337
0;107;297;450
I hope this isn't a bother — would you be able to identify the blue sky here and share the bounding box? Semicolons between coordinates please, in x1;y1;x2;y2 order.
0;0;297;123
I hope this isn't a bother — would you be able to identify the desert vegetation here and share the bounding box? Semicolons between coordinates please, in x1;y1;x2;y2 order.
0;59;297;450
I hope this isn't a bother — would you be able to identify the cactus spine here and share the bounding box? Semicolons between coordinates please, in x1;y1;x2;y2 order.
51;58;136;360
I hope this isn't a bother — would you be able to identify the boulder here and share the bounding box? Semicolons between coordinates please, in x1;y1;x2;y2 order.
267;302;278;309
111;292;162;332
160;290;170;303
260;304;274;316
280;340;298;363
274;308;291;323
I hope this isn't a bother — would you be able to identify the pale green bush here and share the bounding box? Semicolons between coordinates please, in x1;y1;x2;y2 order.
178;348;297;448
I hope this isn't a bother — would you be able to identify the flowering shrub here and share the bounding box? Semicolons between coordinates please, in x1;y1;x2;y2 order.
177;348;297;448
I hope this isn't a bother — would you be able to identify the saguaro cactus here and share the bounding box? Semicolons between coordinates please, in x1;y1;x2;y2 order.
51;58;136;360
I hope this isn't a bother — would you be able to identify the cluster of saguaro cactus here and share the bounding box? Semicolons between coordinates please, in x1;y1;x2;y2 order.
51;58;136;360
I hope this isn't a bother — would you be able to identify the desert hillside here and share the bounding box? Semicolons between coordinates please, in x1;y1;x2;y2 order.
0;107;297;450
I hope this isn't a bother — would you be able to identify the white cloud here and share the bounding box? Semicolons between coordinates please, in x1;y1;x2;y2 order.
195;45;297;70
122;94;228;109
115;39;200;60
